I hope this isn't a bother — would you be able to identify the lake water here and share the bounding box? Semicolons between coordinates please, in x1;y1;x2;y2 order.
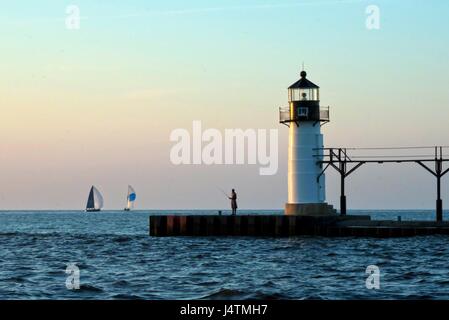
1;210;449;300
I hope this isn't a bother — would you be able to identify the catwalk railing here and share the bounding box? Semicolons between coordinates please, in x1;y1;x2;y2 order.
314;146;449;221
279;106;330;124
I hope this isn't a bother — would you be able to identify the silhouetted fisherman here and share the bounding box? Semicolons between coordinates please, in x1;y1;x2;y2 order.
228;189;238;216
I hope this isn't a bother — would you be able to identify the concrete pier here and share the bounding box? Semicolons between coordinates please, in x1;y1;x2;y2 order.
149;215;449;237
285;203;337;216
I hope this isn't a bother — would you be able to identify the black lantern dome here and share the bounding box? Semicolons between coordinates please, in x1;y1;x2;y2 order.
288;71;320;102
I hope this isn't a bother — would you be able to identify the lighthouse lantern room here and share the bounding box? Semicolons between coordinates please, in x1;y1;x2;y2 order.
280;70;336;216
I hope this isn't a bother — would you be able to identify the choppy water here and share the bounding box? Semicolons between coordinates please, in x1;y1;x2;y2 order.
1;210;449;300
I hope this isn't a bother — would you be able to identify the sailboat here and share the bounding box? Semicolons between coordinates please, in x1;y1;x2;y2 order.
86;186;104;212
124;185;137;211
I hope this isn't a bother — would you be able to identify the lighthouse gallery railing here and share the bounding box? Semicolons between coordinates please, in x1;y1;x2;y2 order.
279;106;330;123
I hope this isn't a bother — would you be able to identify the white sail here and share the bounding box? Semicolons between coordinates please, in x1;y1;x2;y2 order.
126;185;136;210
93;186;104;210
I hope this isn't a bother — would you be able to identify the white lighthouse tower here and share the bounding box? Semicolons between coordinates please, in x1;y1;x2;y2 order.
280;70;336;216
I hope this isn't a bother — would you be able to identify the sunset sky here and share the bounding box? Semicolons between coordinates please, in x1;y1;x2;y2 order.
1;0;449;210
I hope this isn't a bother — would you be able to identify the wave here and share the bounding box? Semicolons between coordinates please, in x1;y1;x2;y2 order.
200;288;247;300
111;294;144;300
0;232;23;237
112;236;134;243
111;293;145;300
79;284;104;293
250;291;289;300
1;275;29;283
112;280;131;287
0;231;142;241
199;288;287;300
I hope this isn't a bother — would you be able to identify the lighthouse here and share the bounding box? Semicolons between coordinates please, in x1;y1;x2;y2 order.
279;70;336;216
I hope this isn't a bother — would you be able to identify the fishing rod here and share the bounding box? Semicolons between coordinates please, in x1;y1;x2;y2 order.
217;187;230;198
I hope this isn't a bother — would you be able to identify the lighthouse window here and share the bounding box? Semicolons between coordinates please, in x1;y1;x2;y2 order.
298;107;308;117
289;88;319;101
